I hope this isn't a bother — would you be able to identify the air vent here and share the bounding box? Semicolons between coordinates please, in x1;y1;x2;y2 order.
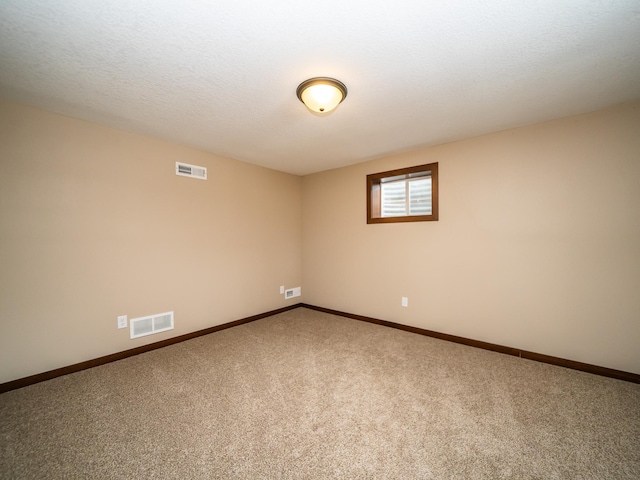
176;162;207;180
130;311;174;339
284;287;301;299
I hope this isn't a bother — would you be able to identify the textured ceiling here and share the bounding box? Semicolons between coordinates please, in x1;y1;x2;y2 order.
1;1;640;175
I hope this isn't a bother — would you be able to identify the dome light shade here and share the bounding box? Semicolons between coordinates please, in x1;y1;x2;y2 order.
296;77;347;114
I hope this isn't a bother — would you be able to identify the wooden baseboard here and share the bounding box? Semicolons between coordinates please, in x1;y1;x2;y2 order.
0;304;302;394
3;302;638;393
301;304;640;384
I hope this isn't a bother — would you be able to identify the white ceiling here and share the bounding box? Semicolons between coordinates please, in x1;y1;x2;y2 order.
1;1;640;175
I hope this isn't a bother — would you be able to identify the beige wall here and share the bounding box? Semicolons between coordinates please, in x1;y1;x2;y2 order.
302;102;640;374
2;99;639;385
0;99;303;384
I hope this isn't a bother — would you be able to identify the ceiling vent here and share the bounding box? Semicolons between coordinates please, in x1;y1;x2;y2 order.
130;311;174;339
176;162;207;180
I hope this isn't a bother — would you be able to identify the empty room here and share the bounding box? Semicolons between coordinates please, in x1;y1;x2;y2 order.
1;1;639;478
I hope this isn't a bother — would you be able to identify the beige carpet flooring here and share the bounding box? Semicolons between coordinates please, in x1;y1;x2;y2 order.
1;307;639;479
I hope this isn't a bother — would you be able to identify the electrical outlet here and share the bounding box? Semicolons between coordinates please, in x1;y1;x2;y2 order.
117;315;127;329
401;297;408;307
280;285;285;294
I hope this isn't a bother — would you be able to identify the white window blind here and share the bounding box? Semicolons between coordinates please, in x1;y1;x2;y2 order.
381;176;432;217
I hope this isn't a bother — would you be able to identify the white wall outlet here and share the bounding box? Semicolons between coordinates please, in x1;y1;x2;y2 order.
401;297;408;307
284;287;301;299
280;285;285;294
117;315;128;329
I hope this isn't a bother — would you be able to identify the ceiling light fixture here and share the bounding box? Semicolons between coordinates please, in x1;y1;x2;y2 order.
296;77;348;114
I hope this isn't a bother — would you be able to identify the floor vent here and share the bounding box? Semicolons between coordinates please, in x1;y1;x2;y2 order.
176;162;207;180
130;311;174;339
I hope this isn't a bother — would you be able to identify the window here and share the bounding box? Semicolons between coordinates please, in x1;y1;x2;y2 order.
367;163;438;224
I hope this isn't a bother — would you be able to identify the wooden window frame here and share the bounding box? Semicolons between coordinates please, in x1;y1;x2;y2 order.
367;162;439;224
